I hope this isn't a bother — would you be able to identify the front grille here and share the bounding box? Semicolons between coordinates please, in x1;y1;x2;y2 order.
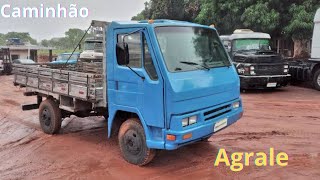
255;64;284;75
204;104;232;121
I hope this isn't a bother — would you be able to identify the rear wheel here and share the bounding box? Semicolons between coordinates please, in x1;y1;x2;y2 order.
39;99;62;134
312;69;320;91
118;118;156;166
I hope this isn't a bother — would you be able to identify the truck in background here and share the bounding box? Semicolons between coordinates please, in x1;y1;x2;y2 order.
0;48;12;75
50;52;80;64
13;20;243;166
79;37;104;62
289;8;320;90
221;30;291;89
79;24;104;62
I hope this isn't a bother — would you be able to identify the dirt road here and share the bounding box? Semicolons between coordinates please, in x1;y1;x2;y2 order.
0;75;319;179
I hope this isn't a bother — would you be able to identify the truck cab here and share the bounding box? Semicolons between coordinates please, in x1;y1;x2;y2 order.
289;8;320;90
221;30;291;89
79;37;104;61
109;20;243;161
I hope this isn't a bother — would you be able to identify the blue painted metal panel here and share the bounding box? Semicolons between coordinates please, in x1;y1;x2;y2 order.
106;20;243;150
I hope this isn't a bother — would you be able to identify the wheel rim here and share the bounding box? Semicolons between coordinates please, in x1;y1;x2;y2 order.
124;130;142;156
317;74;320;86
41;108;51;127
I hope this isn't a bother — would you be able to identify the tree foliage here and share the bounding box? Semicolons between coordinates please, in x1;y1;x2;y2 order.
284;0;317;40
0;32;37;45
40;28;88;50
132;0;201;21
133;0;320;57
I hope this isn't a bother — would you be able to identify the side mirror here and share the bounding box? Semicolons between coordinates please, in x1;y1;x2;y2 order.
116;42;129;65
54;57;57;61
225;45;231;53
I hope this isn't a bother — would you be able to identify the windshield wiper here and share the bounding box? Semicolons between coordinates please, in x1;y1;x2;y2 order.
180;61;210;71
203;58;231;68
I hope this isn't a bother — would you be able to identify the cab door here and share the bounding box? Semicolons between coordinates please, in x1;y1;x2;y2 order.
114;28;164;128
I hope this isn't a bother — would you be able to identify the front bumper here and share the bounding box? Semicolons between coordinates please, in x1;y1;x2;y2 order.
164;99;243;150
239;75;291;89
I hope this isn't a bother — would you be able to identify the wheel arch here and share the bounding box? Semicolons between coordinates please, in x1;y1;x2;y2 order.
108;107;150;140
311;63;320;78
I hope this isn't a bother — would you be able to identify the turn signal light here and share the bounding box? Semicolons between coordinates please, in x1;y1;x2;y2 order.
183;133;192;140
166;134;176;141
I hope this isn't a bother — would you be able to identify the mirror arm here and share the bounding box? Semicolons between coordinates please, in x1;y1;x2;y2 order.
126;65;145;81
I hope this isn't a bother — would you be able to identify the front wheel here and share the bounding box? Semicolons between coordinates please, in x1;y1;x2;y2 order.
118;118;156;166
39;99;62;134
312;69;320;91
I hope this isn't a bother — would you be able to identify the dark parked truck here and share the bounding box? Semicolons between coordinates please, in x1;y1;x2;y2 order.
289;8;320;90
221;30;291;89
0;48;12;75
13;20;243;166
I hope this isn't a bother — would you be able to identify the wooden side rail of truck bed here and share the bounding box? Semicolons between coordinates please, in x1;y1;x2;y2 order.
13;64;104;103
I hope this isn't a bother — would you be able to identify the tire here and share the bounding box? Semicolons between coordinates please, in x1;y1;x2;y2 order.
313;69;320;91
118;118;156;166
39;99;62;134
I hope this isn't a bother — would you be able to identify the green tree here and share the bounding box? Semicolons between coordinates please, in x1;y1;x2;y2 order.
241;2;280;33
0;33;5;45
132;2;152;20
41;39;49;47
284;1;318;58
150;0;185;20
132;0;198;21
184;0;201;21
132;0;320;57
65;28;85;49
195;0;319;58
4;32;37;45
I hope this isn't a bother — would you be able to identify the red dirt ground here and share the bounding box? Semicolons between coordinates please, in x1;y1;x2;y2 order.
0;75;319;179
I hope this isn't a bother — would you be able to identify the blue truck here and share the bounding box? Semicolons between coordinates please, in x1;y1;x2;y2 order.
50;52;80;64
13;20;243;166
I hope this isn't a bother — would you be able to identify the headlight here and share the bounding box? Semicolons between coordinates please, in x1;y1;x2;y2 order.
284;65;289;69
182;118;189;127
232;101;240;109
189;116;197;125
249;66;256;75
182;116;198;127
284;69;288;73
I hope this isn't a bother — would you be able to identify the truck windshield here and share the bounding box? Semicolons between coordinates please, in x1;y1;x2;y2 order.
233;39;271;52
84;42;95;50
155;26;230;72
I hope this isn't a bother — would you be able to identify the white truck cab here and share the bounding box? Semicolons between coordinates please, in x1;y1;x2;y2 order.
0;60;4;72
80;38;103;62
311;8;320;59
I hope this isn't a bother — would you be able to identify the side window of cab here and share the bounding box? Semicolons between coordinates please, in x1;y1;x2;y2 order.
143;34;158;81
117;32;158;80
117;32;142;68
